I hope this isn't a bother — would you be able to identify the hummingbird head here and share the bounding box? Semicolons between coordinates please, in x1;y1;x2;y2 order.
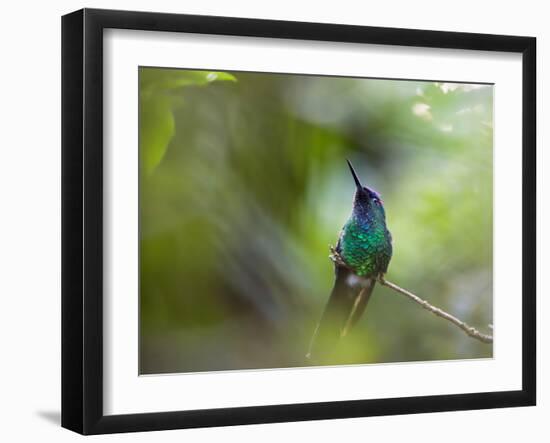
346;159;383;210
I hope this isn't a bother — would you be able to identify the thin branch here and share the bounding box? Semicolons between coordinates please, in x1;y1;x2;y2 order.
378;277;493;344
329;246;493;344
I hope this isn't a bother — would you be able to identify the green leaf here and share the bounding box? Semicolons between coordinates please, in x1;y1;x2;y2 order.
140;70;237;97
139;69;237;175
140;94;174;175
203;72;237;83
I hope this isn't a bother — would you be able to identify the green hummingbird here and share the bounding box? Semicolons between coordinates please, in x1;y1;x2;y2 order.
307;160;393;360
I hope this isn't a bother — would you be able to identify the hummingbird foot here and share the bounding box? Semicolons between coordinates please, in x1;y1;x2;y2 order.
329;245;353;270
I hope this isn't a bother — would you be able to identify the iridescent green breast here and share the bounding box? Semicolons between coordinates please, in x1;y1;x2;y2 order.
338;216;392;277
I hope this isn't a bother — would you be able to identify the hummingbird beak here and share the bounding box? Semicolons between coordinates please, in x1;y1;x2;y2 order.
346;159;363;190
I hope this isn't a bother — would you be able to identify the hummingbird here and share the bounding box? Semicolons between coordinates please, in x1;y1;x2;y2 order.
307;160;393;360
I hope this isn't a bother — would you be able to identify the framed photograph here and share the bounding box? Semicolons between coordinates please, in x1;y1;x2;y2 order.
62;8;536;435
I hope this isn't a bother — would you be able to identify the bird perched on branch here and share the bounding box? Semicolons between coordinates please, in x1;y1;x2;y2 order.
307;160;393;360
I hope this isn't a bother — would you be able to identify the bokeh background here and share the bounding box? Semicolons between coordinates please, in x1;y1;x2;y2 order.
139;67;493;374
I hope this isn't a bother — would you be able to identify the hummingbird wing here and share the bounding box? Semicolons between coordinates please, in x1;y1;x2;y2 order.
307;265;375;361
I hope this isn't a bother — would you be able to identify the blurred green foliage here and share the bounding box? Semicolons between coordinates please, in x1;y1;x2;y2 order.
140;69;236;174
139;67;493;374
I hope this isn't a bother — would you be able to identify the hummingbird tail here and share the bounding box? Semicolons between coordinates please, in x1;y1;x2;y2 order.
307;266;376;361
341;278;375;337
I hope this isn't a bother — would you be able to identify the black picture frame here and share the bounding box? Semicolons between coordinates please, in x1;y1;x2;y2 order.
62;8;536;435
